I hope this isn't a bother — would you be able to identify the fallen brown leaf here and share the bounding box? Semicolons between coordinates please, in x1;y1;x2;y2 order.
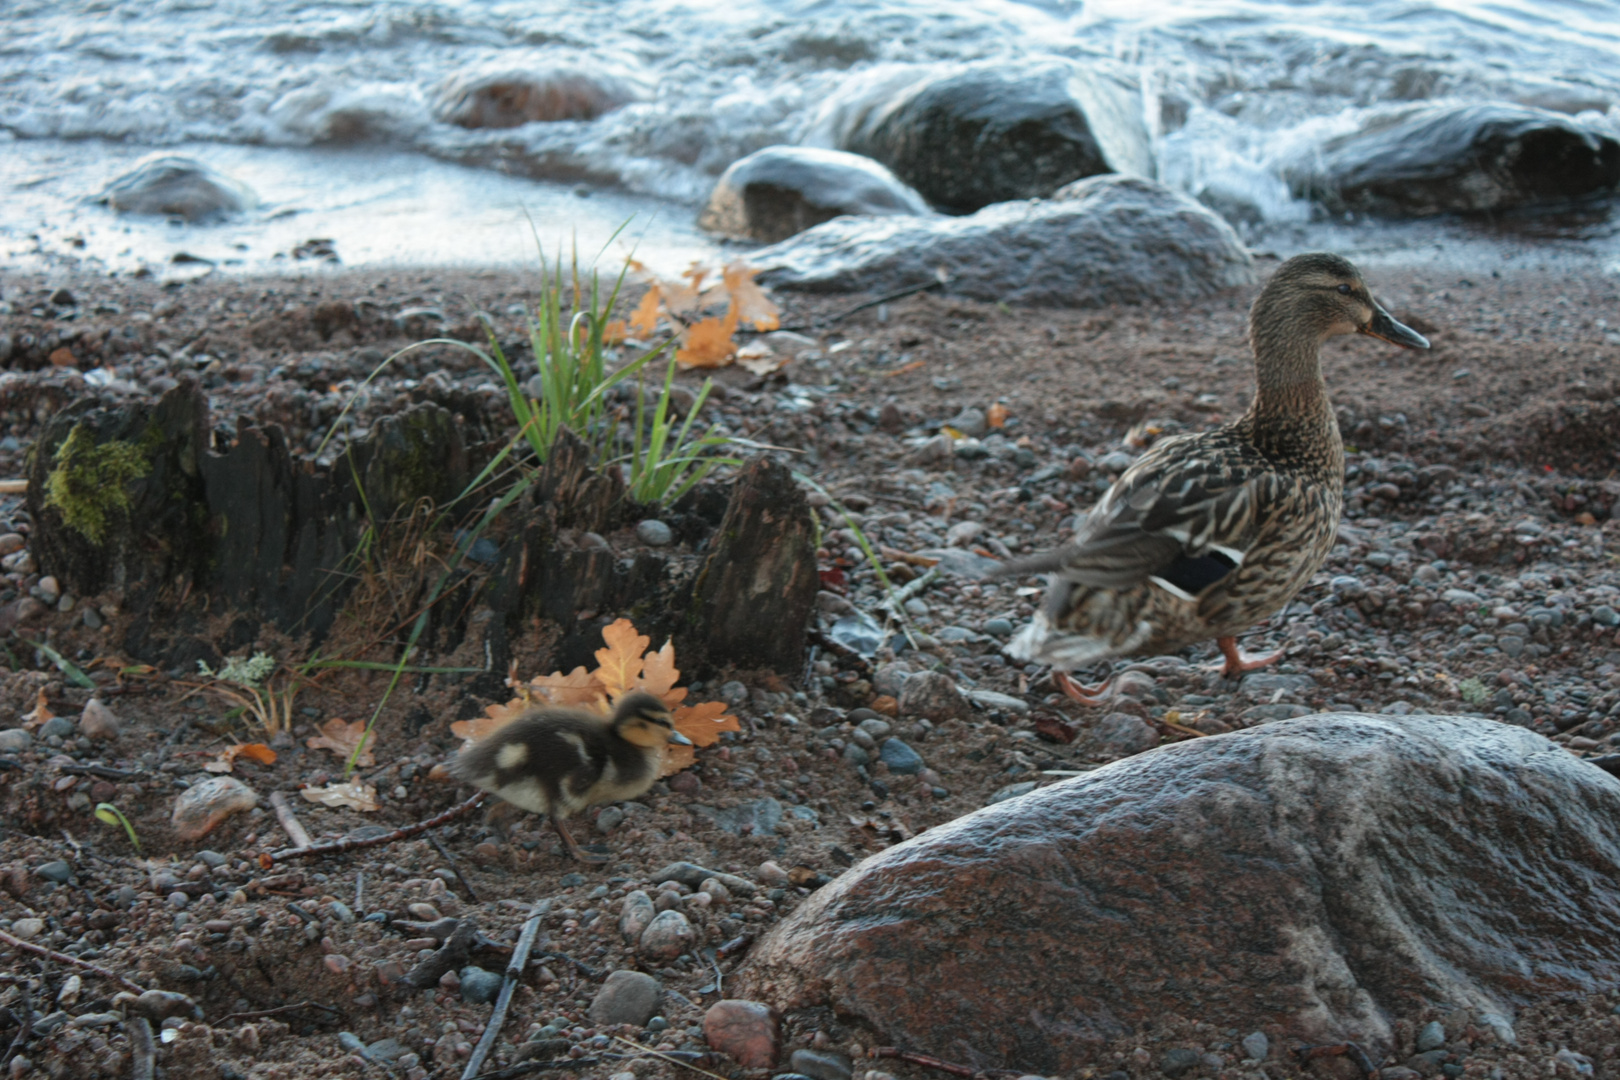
300;781;380;812
305;718;376;767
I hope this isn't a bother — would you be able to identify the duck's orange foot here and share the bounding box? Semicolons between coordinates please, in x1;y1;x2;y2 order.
1054;670;1118;706
1211;635;1285;680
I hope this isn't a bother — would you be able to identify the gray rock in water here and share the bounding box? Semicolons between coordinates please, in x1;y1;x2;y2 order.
431;61;645;128
822;61;1152;213
738;714;1620;1073
98;156;257;221
754;176;1254;307
699;146;930;243
1285;102;1620;217
589;969;663;1027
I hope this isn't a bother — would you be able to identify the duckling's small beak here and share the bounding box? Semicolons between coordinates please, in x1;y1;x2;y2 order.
669;731;693;746
1360;302;1429;350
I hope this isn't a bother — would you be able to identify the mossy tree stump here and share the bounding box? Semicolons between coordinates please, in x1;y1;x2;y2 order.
25;380;818;682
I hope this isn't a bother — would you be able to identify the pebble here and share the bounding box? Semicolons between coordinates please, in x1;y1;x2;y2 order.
946;407;987;437
407;902;441;920
969;688;1029;714
872;663;912;697
10;917;45;940
620;890;657;941
983;617;1014;637
196;850;227;868
38;716;74;740
0;533;23;556
790;1049;854;1080
879;738;924;775
639;909;696;960
721;680;749;705
589;970;663;1027
897;671;971;721
1242;1031;1270;1061
703;999;780;1069
33;860;73;884
596;805;625;834
1416;1020;1446;1052
636;519;674;546
458;966;504;1004
757;860;791;886
1091;713;1159;756
132;990;200;1022
0;728;31;752
990;781;1038;803
328;901;356;924
856;717;892;739
171;776;258;841
80;698;121;741
33;575;60;605
1160;1048;1201;1078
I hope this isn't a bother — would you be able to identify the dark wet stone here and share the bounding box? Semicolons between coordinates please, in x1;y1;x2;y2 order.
700;146;930;243
1286;102;1620;216
458;966;503;1005
879;738;923;775
739;715;1620;1073
789;1048;853;1080
1161;1048;1201;1078
97;155;256;221
755;176;1254;307
830;61;1152;213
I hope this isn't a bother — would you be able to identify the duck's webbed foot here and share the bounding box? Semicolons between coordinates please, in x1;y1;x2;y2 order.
551;814;609;864
1053;670;1118;706
1211;636;1285;680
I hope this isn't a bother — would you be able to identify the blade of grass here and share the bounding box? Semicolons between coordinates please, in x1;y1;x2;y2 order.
27;639;95;689
792;474;920;650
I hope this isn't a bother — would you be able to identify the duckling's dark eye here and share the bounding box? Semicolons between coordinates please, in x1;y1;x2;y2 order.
1337;284;1352;295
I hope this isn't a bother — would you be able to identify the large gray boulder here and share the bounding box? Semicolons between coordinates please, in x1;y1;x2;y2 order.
97;156;257;221
738;714;1620;1075
1286;101;1620;216
753;175;1255;306
813;61;1153;213
699;146;930;242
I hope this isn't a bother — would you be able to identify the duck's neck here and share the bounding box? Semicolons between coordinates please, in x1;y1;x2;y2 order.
1239;325;1343;469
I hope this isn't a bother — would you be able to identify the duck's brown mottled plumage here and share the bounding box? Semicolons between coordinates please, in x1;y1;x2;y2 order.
998;252;1429;675
449;691;690;863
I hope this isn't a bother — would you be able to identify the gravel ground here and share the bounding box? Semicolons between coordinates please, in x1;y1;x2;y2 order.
2;260;1619;1080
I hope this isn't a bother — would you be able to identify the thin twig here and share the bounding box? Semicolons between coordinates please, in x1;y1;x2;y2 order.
264;794;485;864
539;950;599;980
57;763;147;781
269;791;313;850
429;832;481;903
213;1001;343;1025
127;1016;156;1080
613;1036;731;1080
0;929;145;994
3;980;31;1073
869;1047;978;1078
461;900;551;1080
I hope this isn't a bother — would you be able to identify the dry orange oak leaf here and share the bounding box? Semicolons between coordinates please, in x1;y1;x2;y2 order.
305;718;376;768
449;618;734;777
203;742;277;774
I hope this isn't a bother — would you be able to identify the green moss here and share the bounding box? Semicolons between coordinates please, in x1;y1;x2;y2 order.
43;425;152;546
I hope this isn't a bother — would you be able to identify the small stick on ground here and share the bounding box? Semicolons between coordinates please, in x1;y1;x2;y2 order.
539;950;599;980
465;1058;604;1080
461;899;552;1080
429;832;481;903
612;1036;730;1080
869;1048;981;1079
269;790;313;850
127;1016;156;1080
264;794;485;864
0;929;146;994
214;1001;343;1025
3;979;32;1074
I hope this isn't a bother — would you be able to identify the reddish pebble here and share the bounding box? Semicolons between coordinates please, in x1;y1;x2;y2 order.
703;999;779;1069
323;954;351;975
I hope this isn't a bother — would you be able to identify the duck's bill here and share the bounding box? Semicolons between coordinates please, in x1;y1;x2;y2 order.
669;731;694;746
1360;304;1430;350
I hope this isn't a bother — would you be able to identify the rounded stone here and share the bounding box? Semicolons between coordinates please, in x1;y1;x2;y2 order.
699;145;929;243
79;699;122;741
33;860;73;884
1160;1048;1201;1078
97;155;257;221
636;519;674;547
588;970;663;1027
740;715;1620;1073
1415;1020;1446;1052
702;999;780;1069
0;728;31;752
620;890;657;942
459;966;504;1005
37;717;74;740
790;1049;854;1080
170;776;259;842
897;671;971;721
639;909;696;961
878;738;923;776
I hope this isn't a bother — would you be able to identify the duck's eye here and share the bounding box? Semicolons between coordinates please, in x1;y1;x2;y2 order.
1337;284;1352;295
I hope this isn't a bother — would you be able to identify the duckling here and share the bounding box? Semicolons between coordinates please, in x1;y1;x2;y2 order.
449;691;692;863
995;252;1429;703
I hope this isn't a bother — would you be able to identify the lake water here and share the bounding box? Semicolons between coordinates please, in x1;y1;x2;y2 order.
3;0;1618;275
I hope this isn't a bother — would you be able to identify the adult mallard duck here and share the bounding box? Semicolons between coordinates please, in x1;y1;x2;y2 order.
995;252;1429;703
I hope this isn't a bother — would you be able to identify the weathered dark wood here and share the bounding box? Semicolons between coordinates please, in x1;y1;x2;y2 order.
687;456;820;673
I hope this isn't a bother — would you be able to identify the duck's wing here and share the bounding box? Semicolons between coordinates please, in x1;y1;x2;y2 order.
993;439;1272;597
